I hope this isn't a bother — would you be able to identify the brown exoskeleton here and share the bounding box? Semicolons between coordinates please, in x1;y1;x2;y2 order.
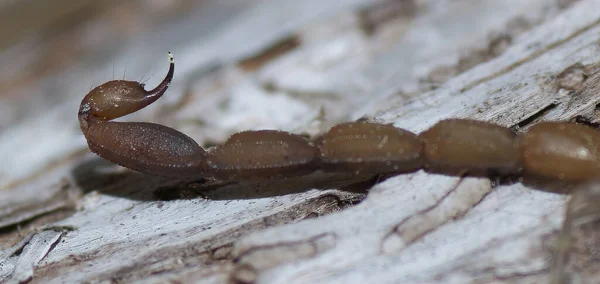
79;53;600;283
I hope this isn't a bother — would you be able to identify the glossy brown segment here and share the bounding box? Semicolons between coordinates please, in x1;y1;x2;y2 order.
522;122;600;181
420;119;521;176
86;122;206;177
317;122;423;174
205;130;319;180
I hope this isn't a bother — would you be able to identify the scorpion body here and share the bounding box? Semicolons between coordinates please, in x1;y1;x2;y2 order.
79;53;600;283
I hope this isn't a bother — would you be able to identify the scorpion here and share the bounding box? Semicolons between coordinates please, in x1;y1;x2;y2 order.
78;53;600;283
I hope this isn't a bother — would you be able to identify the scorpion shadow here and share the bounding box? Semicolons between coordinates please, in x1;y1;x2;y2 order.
71;157;381;202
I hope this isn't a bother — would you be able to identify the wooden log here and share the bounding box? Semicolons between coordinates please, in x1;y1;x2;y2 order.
1;0;599;283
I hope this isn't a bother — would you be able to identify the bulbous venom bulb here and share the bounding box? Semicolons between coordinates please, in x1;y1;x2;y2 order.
78;53;209;177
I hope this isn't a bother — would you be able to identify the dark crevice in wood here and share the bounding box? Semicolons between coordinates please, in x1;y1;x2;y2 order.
358;0;419;35
460;17;600;93
238;36;301;72
511;103;558;131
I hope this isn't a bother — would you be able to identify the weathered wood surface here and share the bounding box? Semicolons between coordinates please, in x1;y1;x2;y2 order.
1;0;599;283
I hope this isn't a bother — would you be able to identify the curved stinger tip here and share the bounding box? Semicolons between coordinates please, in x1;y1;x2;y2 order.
168;52;174;64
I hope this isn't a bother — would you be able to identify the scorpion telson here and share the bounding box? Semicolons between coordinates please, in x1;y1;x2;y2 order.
79;53;207;177
79;53;600;282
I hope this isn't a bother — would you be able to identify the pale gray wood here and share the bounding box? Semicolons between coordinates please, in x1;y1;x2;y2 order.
234;1;600;283
7;231;61;284
0;0;596;283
